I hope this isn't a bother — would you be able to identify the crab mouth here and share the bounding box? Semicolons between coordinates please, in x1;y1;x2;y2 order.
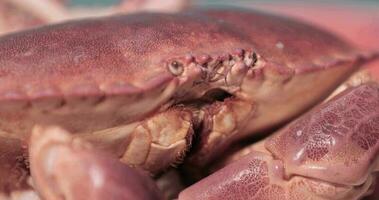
174;86;234;118
198;88;234;103
175;88;233;108
178;88;234;139
168;86;256;165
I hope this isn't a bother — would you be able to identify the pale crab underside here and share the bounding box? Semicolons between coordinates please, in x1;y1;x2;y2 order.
0;8;376;198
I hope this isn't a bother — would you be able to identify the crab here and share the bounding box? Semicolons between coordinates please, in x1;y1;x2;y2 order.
0;5;378;200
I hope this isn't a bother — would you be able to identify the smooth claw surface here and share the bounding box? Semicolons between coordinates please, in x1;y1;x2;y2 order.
29;126;162;200
179;83;379;200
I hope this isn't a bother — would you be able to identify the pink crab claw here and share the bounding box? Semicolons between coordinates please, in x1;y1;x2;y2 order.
179;82;379;200
29;126;162;200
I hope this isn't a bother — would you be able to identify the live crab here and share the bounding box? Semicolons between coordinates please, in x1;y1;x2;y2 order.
0;4;378;200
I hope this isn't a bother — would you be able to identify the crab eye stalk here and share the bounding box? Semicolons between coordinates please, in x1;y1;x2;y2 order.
168;61;184;76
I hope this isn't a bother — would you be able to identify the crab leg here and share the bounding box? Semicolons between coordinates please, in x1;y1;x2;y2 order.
179;83;379;200
29;125;162;200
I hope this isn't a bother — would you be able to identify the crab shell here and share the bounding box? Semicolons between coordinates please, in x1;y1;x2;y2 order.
0;8;373;177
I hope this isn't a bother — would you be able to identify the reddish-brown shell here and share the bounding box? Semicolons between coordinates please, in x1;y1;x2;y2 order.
0;8;367;136
0;9;360;97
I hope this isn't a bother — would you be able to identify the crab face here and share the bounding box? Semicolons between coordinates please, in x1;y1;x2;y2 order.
0;6;377;200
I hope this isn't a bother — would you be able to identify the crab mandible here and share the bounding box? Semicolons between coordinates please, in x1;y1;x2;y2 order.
0;7;377;199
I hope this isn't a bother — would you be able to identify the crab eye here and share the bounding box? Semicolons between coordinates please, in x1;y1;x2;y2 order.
168;61;184;76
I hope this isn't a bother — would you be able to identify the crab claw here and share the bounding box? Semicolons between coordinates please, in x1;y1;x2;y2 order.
179;83;379;200
29;126;162;200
